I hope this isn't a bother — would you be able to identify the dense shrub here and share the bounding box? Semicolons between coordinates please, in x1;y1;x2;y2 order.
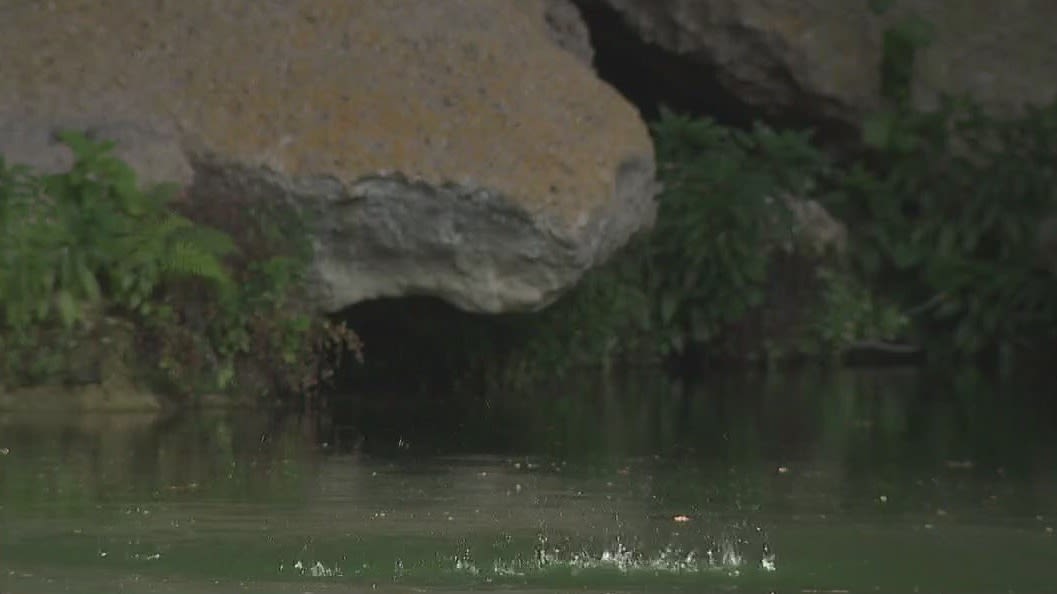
833;97;1057;355
647;111;843;359
0;132;359;401
828;3;1057;357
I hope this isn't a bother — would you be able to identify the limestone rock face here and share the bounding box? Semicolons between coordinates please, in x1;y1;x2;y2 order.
540;0;596;67
0;0;656;313
594;0;1057;124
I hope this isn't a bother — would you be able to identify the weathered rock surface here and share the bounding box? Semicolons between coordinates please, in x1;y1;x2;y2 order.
781;194;847;257
0;0;656;313
590;0;1057;125
540;0;596;67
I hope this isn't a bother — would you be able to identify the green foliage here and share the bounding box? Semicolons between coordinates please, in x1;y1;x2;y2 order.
0;131;236;384
146;179;362;401
464;112;890;389
866;0;936;108
646;109;833;357
821;5;1057;356
808;267;909;355
831;97;1057;354
878;15;934;107
0;132;359;398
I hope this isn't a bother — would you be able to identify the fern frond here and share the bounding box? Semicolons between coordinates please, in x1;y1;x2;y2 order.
151;214;196;240
172;225;239;259
164;240;232;287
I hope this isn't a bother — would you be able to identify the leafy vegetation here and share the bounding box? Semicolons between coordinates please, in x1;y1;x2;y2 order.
834;98;1057;356
7;2;1054;399
645;112;865;361
441;114;904;392
0;131;359;401
441;4;1057;390
831;3;1057;357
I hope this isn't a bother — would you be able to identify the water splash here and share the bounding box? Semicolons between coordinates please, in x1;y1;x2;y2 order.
278;529;774;582
280;559;343;578
761;542;777;572
452;546;479;576
483;531;771;577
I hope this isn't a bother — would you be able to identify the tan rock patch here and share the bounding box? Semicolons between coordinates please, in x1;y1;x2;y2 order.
1;0;652;225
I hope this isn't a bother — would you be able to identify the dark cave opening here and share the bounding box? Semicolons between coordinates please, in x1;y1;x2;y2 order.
329;295;524;398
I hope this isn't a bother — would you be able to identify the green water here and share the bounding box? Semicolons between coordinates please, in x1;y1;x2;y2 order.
2;368;1055;593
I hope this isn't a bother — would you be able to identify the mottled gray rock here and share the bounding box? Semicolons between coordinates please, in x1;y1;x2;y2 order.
541;0;596;67
780;194;847;256
190;159;656;313
306;169;656;313
595;0;1057;124
0;0;656;314
0;118;194;187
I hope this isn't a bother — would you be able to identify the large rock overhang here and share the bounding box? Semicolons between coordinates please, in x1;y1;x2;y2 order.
0;0;659;314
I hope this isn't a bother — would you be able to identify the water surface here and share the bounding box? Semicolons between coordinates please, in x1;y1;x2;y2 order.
2;368;1055;593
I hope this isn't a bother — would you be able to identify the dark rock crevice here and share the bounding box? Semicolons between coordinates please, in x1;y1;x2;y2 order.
573;0;750;127
572;0;858;145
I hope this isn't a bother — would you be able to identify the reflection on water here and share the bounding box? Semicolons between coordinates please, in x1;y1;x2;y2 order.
1;368;1055;593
